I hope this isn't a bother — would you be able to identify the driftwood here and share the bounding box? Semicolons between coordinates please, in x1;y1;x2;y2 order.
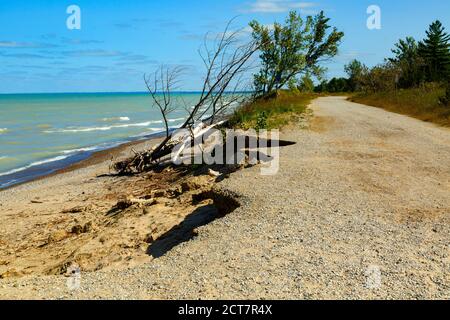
113;121;225;174
114;20;258;174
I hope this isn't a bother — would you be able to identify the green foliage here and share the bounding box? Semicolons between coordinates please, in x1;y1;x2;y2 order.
250;11;344;97
418;20;450;82
255;111;268;130
352;84;450;126
315;77;350;93
287;78;300;93
361;62;401;92
298;74;315;92
337;21;450;95
347;20;450;127
388;37;424;87
229;91;314;129
344;59;367;91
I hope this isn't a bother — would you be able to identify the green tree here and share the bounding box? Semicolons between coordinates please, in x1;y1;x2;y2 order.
287;78;300;93
313;77;350;93
388;37;423;88
250;11;344;97
326;77;350;92
314;80;328;93
344;59;367;91
418;20;450;82
361;62;400;92
298;73;315;92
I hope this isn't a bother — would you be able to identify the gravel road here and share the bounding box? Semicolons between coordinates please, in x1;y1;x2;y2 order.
1;96;449;299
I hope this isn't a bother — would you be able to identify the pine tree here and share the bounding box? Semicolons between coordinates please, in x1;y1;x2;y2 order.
389;37;424;87
418;20;450;82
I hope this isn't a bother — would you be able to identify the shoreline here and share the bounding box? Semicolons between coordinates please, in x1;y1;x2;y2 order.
0;126;220;279
0;132;165;192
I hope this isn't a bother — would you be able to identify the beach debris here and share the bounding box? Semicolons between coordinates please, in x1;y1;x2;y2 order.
48;230;69;243
62;206;86;214
113;24;258;175
107;197;156;217
31;200;44;204
168;185;183;198
151;190;166;198
127;197;156;207
208;169;221;177
107;199;133;217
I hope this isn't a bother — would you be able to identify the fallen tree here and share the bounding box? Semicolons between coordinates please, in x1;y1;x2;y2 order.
114;21;259;174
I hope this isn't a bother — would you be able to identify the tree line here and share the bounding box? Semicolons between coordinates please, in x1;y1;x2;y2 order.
314;20;450;104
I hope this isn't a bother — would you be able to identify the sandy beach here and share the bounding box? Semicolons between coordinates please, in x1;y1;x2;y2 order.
0;135;237;276
0;97;449;299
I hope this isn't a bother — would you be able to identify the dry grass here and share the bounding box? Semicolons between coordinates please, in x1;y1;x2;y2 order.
350;84;450;127
229;91;315;130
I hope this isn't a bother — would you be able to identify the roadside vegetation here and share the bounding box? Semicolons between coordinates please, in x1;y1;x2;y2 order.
231;10;343;130
315;20;450;126
351;84;449;126
229;91;316;130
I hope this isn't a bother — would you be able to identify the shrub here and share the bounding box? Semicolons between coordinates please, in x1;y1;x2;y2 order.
440;82;450;106
351;84;449;126
256;111;268;130
230;91;314;129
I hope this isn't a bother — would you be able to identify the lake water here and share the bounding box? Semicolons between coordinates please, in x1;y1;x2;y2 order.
0;92;202;188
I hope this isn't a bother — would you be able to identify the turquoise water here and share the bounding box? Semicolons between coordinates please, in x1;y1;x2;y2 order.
0;92;200;188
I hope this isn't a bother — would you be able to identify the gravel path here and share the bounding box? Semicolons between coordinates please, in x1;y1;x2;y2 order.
1;96;449;299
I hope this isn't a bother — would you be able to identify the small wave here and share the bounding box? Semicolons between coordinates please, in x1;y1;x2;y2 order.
0;155;69;177
0;179;18;189
168;117;185;123
0;128;8;134
102;116;130;122
44;121;163;133
201;114;212;120
61;146;100;155
190;104;209;110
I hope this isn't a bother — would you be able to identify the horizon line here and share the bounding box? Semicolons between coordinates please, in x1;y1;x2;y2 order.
0;90;253;96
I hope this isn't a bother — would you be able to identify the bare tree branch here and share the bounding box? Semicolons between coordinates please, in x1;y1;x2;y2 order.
114;20;259;174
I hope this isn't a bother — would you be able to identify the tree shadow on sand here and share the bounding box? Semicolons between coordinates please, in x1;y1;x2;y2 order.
147;190;240;258
145;138;296;258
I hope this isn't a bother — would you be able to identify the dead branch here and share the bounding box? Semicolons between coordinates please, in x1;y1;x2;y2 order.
114;20;259;174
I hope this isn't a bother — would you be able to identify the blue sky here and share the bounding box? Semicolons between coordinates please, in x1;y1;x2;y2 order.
1;0;449;93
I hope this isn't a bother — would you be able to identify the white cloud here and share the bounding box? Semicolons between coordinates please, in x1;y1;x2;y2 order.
0;41;57;48
244;0;317;13
62;50;124;57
